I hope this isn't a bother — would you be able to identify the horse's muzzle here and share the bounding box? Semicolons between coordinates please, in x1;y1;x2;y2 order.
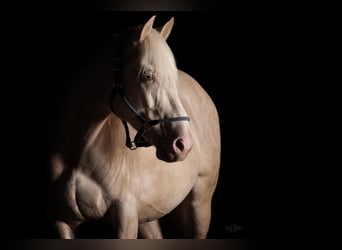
156;136;192;163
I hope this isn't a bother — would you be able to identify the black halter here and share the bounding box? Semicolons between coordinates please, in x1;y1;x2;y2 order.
109;32;190;150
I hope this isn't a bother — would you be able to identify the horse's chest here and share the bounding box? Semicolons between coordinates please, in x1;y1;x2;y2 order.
79;147;199;220
130;151;200;220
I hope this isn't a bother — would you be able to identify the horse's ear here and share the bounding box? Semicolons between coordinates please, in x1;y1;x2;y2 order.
139;15;156;42
156;17;174;40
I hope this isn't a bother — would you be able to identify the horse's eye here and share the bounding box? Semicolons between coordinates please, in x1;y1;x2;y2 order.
145;72;154;80
141;70;155;83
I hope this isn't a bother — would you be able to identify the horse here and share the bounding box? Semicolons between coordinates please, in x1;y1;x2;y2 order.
47;15;221;239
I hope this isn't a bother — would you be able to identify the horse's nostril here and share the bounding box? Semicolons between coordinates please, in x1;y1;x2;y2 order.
175;138;185;152
171;137;192;161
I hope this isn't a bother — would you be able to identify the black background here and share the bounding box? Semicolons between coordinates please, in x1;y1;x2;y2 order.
4;0;306;240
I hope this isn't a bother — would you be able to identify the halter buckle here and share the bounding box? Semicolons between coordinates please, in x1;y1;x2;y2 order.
129;141;138;150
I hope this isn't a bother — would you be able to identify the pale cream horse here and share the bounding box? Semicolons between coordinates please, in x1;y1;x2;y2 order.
48;15;220;239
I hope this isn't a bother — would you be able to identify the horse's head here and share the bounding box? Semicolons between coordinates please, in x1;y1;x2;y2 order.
111;15;192;163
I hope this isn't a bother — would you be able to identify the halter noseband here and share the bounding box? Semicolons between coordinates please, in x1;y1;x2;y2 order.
109;31;190;150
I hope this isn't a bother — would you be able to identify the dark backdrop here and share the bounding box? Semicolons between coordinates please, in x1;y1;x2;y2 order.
5;4;297;239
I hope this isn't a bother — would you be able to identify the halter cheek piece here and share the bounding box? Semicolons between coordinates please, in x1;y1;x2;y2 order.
109;31;190;150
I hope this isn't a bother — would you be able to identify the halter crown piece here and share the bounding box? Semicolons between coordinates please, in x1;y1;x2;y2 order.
110;31;190;150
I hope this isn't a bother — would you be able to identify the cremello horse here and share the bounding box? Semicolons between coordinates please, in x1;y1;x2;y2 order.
48;15;220;239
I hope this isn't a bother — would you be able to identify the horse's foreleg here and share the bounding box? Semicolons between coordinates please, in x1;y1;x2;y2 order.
113;200;139;239
161;176;216;238
54;220;75;239
138;220;163;239
189;175;218;239
189;198;212;238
